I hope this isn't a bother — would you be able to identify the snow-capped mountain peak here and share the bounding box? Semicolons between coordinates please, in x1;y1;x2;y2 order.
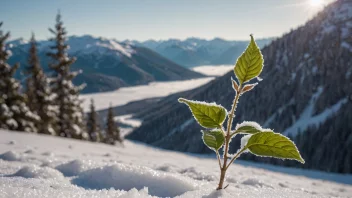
8;35;204;94
67;35;135;57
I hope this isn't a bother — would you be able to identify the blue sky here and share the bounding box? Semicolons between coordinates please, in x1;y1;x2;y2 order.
0;0;333;41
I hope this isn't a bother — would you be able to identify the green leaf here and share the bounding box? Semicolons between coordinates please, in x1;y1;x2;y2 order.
234;35;264;84
235;121;263;134
245;132;305;163
178;98;227;128
202;130;225;151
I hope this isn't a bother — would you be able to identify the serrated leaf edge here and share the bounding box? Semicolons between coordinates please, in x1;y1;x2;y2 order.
201;130;225;152
178;98;227;128
245;132;305;164
234;35;264;84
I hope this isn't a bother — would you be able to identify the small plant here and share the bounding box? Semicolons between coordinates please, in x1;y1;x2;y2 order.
179;35;304;190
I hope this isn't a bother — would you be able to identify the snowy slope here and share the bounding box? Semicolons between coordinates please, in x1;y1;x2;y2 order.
0;130;351;198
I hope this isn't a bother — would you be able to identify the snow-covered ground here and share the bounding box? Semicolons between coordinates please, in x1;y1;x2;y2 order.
0;130;351;198
191;65;233;76
114;114;142;128
114;114;142;137
80;77;215;112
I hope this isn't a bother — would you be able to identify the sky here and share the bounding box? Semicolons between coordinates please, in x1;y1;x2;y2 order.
0;0;335;42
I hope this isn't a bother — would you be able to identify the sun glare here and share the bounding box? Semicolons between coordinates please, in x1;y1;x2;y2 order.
310;0;324;7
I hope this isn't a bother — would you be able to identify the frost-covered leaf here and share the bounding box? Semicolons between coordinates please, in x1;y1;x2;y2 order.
241;83;258;93
244;132;305;163
178;98;227;128
202;130;225;151
235;121;263;134
231;77;239;92
234;35;264;84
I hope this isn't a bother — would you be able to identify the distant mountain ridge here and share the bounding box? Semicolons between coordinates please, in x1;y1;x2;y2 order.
7;35;205;93
124;37;273;67
128;0;352;173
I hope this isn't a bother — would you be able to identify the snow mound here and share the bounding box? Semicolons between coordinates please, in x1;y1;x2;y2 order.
56;159;95;176
202;189;229;198
0;151;21;161
241;178;271;188
0;177;155;198
72;164;198;197
11;165;65;180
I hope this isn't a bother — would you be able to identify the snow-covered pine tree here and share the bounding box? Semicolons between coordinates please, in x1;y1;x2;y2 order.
105;105;121;145
87;99;102;142
0;22;39;132
47;14;85;139
25;33;58;135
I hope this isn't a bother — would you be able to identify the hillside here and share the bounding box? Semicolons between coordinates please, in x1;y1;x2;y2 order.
1;130;352;197
8;35;204;93
126;37;273;67
128;0;352;173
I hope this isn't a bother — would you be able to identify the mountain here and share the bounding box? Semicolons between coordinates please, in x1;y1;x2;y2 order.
7;35;205;93
127;0;352;173
125;37;273;67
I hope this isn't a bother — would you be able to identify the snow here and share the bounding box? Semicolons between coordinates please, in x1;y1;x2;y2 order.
95;40;134;58
303;53;310;59
114;114;142;128
0;151;21;161
240;135;252;152
11;165;65;180
56;159;96;177
227;134;252;157
114;114;143;138
0;130;351;197
81;77;215;112
235;121;263;132
65;35;135;58
341;41;352;52
284;87;348;136
191;65;233;76
72;164;197;197
264;99;295;128
321;24;336;35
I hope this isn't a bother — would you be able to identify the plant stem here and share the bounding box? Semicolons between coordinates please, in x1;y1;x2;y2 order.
226;147;246;169
217;85;242;190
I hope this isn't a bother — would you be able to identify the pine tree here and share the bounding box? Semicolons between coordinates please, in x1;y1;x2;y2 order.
105;105;121;145
47;14;84;138
0;22;39;132
87;99;102;142
25;33;58;135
